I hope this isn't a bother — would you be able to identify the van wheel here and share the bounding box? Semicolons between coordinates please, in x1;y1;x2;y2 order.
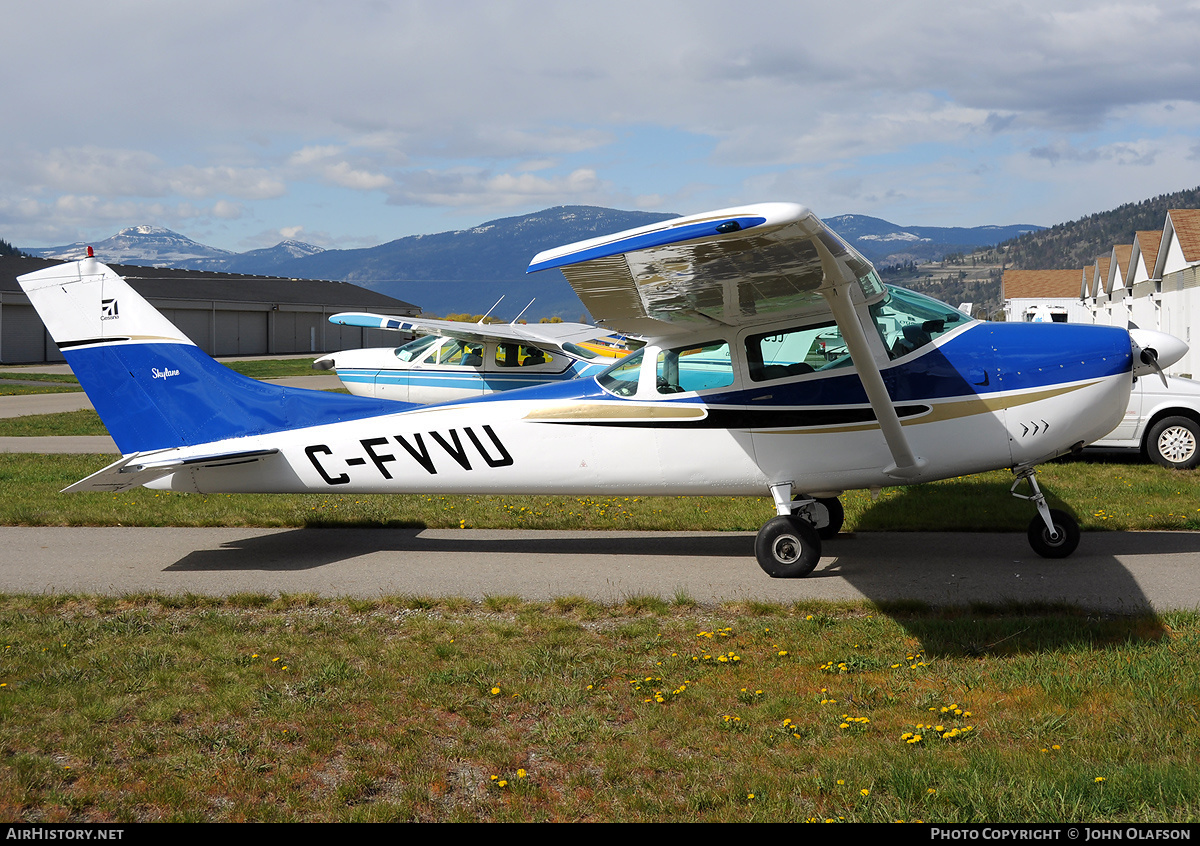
1146;416;1200;469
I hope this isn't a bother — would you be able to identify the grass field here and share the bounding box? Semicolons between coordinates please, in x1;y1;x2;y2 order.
1;594;1196;822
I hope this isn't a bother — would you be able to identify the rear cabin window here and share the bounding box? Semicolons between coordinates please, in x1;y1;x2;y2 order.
745;321;853;382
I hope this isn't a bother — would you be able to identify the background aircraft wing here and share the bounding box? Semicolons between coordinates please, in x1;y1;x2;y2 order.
527;202;883;338
327;312;623;352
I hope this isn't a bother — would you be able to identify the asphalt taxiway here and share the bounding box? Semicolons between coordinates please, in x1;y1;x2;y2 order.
2;525;1198;611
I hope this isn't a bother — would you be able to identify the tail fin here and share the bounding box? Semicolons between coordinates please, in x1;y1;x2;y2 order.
18;258;412;455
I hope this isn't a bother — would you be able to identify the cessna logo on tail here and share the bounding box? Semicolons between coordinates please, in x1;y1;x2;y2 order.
100;299;119;321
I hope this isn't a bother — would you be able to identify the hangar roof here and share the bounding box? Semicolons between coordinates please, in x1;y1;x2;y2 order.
0;255;418;312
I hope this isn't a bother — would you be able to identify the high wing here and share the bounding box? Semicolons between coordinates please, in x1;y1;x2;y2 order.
527;202;879;339
326;312;624;354
528;202;923;476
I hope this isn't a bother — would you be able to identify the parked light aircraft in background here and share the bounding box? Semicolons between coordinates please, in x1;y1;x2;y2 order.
311;313;629;404
18;203;1188;576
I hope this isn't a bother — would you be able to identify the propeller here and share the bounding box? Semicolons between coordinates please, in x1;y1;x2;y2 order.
1129;324;1187;388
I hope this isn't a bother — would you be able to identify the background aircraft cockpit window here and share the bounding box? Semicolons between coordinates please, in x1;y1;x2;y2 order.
496;343;554;368
560;342;599;360
393;334;439;362
426;339;485;367
869;286;972;360
746;321;853;382
597;348;645;397
656;341;734;394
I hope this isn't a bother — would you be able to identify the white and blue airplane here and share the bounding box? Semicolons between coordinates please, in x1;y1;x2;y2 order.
17;203;1187;577
311;313;630;404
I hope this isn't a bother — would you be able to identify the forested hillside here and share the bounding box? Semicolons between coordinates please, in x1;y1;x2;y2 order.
1003;185;1200;270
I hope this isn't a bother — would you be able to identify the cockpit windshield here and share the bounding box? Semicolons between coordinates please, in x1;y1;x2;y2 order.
393;334;440;362
870;286;973;360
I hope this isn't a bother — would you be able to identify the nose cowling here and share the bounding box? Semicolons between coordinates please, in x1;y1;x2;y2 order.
1130;328;1187;378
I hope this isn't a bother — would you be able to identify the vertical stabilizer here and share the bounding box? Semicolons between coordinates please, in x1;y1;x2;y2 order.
18;259;412;455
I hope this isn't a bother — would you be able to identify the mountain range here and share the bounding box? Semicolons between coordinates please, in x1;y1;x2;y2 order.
23;209;1043;319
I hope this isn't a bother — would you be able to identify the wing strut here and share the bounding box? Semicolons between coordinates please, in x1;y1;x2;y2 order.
814;238;925;479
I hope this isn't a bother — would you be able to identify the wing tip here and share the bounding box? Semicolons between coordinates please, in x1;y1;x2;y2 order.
527;201;815;274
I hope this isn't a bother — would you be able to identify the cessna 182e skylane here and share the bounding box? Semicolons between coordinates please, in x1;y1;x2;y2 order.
18;203;1187;577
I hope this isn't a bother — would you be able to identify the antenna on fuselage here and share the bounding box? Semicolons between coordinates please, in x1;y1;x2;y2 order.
512;298;536;324
479;295;505;324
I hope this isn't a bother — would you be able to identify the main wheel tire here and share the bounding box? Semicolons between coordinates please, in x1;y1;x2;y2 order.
1027;509;1080;559
813;497;845;539
755;515;822;578
1146;416;1200;470
791;495;845;539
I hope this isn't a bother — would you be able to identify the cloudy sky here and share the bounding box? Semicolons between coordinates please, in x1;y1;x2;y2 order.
4;0;1200;253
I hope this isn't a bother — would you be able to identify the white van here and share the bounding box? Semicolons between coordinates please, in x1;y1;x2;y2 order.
1092;375;1200;469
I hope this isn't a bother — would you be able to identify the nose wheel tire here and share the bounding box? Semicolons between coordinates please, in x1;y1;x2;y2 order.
755;515;822;578
1026;509;1080;559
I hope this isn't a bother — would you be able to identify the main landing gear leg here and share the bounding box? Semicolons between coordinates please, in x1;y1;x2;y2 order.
754;483;823;578
1011;466;1080;559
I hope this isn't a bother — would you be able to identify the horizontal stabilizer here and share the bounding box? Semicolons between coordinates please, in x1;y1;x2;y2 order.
63;448;280;493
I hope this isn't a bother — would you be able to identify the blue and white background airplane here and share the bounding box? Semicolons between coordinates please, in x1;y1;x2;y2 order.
17;203;1187;577
311;312;629;405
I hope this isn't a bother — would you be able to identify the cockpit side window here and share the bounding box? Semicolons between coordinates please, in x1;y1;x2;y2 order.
655;341;735;394
430;339;484;367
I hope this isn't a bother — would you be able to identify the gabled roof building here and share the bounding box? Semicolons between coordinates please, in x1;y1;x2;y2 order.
1001;209;1200;378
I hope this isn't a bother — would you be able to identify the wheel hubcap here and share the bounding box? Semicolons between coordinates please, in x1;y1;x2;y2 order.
772;534;802;564
1158;426;1197;463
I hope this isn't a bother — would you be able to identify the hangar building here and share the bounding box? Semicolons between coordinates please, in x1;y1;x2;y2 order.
0;255;419;364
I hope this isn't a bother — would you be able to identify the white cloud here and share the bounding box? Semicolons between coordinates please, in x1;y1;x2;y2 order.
5;1;1200;245
387;167;607;208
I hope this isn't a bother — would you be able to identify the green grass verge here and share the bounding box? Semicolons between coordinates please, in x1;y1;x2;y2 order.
0;410;107;437
0;453;1197;532
0;595;1195;822
0;371;83;397
0;384;83;396
222;358;321;379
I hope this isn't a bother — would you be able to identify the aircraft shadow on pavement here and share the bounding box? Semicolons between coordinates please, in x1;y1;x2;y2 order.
165;528;757;571
163;526;1200;654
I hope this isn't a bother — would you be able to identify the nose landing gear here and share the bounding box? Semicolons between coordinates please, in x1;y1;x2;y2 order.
1012;466;1080;558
